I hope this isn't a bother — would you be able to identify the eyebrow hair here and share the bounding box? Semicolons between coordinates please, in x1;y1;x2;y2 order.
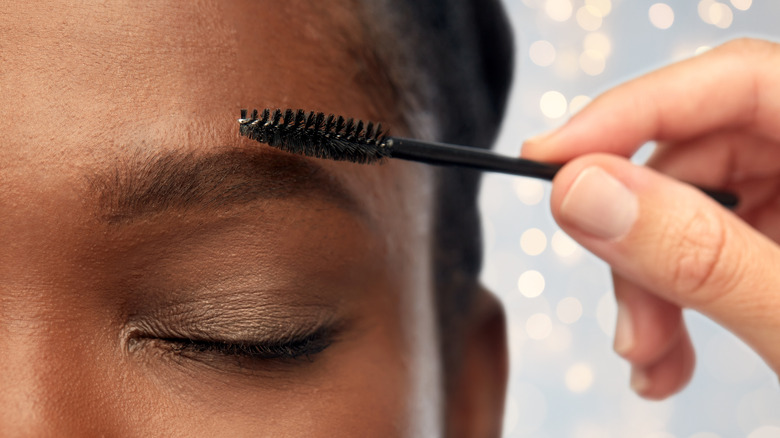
90;146;364;225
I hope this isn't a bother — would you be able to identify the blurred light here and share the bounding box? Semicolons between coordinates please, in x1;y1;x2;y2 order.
521;228;548;256
576;6;603;31
518;270;546;298
689;433;721;438
557;297;583;324
748;426;780;438
698;0;716;22
695;45;712;55
513;178;545;205
730;0;752;11
554;49;581;79
585;0;612;17
545;0;573;22
649;3;675;29
540;90;568;118
569;95;592;115
530;40;557;66
526;313;553;339
708;2;734;28
580;50;606;76
565;363;594;393
584;32;612;56
596;292;617;336
552;229;581;257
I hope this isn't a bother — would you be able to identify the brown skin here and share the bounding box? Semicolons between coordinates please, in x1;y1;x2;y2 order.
0;2;507;436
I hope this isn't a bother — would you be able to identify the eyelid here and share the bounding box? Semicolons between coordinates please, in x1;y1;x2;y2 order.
160;325;335;361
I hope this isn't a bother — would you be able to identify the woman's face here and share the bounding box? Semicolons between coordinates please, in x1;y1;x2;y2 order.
0;2;451;435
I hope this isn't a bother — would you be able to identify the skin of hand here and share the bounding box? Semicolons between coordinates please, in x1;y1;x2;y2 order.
522;38;780;400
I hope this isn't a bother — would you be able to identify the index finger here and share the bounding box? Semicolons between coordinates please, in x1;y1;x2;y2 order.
521;38;780;163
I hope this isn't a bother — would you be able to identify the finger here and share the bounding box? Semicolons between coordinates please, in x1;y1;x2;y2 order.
631;327;696;400
522;38;780;163
647;132;780;188
612;274;685;368
550;153;780;373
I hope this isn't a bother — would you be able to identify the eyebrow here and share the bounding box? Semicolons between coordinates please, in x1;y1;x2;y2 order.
90;146;364;225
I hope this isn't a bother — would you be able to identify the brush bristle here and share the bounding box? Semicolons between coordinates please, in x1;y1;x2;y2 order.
238;108;390;164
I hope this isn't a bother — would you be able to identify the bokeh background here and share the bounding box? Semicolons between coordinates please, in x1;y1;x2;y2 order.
478;1;780;437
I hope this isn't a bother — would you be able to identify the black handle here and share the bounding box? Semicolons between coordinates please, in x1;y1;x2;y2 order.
387;137;739;209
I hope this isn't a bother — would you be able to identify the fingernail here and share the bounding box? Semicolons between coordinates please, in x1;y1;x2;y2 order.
560;167;639;241
630;367;650;395
613;300;635;356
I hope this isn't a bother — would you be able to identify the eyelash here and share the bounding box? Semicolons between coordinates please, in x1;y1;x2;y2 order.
160;329;333;362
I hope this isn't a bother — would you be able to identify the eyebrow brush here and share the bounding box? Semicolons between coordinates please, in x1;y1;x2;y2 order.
238;108;738;208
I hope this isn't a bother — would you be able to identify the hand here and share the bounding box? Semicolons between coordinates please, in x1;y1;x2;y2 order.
522;38;780;400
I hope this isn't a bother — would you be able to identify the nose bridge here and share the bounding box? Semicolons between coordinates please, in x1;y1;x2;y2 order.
0;303;121;436
0;264;126;435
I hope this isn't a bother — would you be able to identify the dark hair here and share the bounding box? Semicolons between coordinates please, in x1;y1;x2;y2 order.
358;0;514;381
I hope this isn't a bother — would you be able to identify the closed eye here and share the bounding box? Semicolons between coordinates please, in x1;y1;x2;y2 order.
159;327;334;362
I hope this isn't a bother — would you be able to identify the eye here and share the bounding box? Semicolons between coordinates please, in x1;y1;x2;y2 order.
162;329;333;362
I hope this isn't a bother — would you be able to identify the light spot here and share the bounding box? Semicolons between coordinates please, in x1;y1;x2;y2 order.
569;95;592;116
557;297;583;324
513;178;545;205
748;426;780;438
565;363;594;393
552;230;581;257
580;50;606;76
698;0;716;23
545;0;573;22
584;32;612;56
649;3;675;29
540;90;568;119
518;270;546;298
521;228;548;256
576;5;603;31
585;0;612;17
730;0;752;10
695;45;712;55
708;2;734;28
530;40;557;67
526;313;553;340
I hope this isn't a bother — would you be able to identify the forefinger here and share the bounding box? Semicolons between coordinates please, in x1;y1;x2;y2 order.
521;38;780;163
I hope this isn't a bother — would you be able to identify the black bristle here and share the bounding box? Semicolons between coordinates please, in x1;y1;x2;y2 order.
237;108;390;164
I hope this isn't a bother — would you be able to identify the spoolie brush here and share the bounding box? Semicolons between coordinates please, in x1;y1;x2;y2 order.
238;108;739;208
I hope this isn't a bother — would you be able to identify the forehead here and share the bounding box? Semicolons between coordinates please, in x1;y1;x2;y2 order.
0;1;398;159
0;1;424;222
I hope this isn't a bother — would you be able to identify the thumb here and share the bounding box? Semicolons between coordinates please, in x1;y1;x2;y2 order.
551;153;780;373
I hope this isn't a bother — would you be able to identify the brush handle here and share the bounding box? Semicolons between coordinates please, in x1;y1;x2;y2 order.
386;137;739;209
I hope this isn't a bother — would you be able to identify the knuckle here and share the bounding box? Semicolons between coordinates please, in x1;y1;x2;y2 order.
662;208;729;302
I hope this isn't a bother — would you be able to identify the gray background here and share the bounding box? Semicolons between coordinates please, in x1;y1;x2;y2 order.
481;1;780;436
